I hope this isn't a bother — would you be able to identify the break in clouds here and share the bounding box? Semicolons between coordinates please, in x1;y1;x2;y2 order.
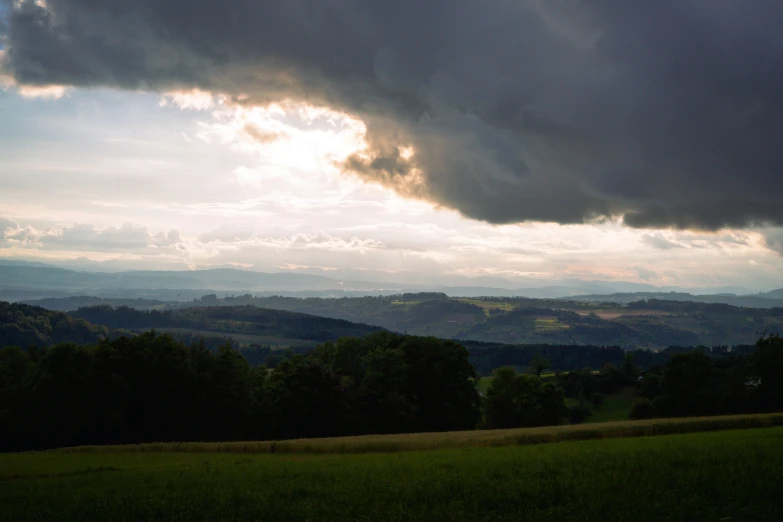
3;0;783;230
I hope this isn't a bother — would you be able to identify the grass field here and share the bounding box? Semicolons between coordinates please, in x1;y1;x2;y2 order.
457;299;517;316
533;317;569;332
3;427;783;521
590;387;636;423
48;413;783;455
564;387;637;423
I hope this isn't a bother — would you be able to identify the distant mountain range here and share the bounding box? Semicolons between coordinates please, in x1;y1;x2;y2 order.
568;292;783;309
0;260;779;304
0;263;410;301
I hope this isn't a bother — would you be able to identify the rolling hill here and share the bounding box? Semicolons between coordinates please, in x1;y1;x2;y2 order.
71;305;387;344
0;301;110;347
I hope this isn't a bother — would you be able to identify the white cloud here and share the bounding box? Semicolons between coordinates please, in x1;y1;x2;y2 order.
16;84;69;100
198;231;383;252
151;230;182;247
0;216;20;246
1;221;185;253
159;89;220;111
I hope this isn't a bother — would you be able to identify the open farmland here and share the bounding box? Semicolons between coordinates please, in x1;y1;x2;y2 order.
3;426;783;521
575;309;673;320
457;298;518;313
533;317;569;331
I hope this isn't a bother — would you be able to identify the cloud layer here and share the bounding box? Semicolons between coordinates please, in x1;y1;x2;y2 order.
1;219;184;252
3;212;782;287
3;1;783;229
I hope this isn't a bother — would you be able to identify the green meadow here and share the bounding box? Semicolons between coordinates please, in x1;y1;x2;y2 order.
588;387;637;423
3;426;783;521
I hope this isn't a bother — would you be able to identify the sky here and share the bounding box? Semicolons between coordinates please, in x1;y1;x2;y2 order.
1;0;783;291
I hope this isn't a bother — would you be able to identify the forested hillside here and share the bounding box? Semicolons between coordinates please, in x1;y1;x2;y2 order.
72;305;386;342
464;340;756;376
166;294;783;348
19;296;168;312
22;292;783;348
0;302;110;347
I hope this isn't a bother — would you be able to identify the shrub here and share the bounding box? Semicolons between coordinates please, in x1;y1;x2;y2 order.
629;398;653;420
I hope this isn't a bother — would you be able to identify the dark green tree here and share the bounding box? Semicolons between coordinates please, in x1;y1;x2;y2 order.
530;353;551;378
483;367;566;429
398;335;481;432
652;352;717;417
749;334;783;412
263;355;350;439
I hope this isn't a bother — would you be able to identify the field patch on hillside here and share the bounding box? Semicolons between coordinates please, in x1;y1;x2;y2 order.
533;317;569;331
457;299;517;312
576;309;673;320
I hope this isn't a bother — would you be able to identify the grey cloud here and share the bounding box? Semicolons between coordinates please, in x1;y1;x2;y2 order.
37;222;184;251
635;267;657;281
5;1;783;229
764;230;783;256
6;228;39;246
641;233;683;251
0;216;19;233
151;230;182;247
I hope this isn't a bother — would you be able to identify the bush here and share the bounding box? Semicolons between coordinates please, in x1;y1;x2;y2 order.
569;405;592;424
629;398;653;420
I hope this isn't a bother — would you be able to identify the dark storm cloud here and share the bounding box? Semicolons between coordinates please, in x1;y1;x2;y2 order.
4;0;783;229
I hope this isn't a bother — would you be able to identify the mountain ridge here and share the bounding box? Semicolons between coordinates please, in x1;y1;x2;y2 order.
0;264;776;302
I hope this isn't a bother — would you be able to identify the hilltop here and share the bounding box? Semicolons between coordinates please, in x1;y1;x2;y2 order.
0;301;110;347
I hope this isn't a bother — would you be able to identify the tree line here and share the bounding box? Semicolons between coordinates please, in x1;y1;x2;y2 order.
1;328;780;452
630;334;783;419
0;332;482;451
464;340;756;376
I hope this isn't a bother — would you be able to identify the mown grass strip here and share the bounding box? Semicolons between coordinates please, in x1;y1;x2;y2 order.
51;412;783;455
